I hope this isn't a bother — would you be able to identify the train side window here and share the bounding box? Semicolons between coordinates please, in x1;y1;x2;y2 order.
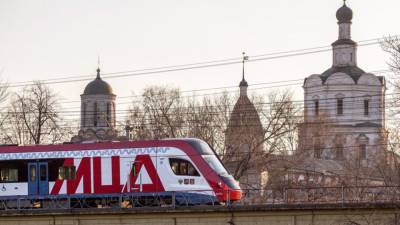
66;166;76;180
171;161;179;174
58;167;65;180
169;158;200;176
179;162;188;175
58;166;76;180
0;168;18;182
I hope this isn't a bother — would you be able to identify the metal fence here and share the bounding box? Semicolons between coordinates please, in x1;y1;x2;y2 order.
233;186;400;205
0;186;400;211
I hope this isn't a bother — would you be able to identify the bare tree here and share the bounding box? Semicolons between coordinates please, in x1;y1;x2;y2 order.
125;87;301;189
126;86;185;139
0;76;9;138
185;91;232;154
2;81;71;145
223;89;301;184
381;36;400;89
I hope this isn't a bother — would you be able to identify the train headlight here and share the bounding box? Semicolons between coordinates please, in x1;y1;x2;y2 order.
218;181;223;187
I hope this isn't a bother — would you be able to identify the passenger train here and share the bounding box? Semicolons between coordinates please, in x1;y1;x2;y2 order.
0;138;241;207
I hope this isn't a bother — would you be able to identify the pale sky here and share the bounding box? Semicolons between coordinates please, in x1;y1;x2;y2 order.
1;0;399;124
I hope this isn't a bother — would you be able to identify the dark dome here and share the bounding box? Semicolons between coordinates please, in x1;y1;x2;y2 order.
83;69;113;95
336;3;353;23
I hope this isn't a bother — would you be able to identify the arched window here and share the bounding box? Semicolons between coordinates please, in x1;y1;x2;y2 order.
313;141;322;159
357;134;369;163
106;102;111;127
359;144;367;160
93;102;98;127
82;103;87;127
336;94;344;115
335;144;344;160
337;99;343;115
112;102;116;127
312;95;320;117
314;100;319;116
364;99;369;116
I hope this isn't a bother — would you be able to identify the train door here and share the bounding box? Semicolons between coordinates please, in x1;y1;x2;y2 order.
28;162;49;195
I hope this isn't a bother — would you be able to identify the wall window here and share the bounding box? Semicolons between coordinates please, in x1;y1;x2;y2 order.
0;168;18;182
93;102;98;127
335;144;344;160
112;102;116;126
169;158;200;176
314;144;322;159
364;100;369;116
82;103;87;127
106;103;111;126
314;100;319;116
337;98;343;115
359;144;367;160
58;166;76;180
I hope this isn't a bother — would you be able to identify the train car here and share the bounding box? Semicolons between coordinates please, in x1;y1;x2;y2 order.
0;138;241;208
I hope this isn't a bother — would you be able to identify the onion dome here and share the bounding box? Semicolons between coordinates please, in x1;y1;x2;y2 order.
336;2;353;23
83;68;114;95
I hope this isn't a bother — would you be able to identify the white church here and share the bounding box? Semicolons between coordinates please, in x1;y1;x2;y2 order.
301;1;386;163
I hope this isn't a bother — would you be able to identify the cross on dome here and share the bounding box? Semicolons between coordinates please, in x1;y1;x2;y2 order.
240;52;249;88
97;56;101;79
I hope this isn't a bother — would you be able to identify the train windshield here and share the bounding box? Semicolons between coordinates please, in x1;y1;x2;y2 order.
201;155;229;176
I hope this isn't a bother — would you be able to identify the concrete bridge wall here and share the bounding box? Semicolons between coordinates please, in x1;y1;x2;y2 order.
0;204;399;225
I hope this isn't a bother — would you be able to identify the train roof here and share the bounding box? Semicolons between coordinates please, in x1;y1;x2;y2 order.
0;138;215;155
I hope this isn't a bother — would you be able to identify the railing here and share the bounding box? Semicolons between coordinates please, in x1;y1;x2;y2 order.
0;186;400;211
0;191;220;211
233;186;400;205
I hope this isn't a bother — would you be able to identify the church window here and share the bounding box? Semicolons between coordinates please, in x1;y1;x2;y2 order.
364;99;369;116
359;144;367;160
314;143;322;159
82;103;87;127
335;144;344;160
112;102;116;126
337;98;343;115
106;103;111;127
93;102;98;127
314;100;319;116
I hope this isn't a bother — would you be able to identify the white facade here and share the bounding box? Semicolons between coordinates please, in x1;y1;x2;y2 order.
301;3;386;167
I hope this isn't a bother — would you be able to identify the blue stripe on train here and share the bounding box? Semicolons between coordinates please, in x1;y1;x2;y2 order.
0;191;219;205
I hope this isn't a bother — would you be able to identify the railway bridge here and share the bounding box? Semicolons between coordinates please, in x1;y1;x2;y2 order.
1;186;400;225
0;203;399;225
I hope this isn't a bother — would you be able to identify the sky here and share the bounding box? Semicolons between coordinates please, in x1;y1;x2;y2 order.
0;0;399;124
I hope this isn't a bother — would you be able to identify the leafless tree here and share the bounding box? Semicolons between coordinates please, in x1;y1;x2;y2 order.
185;91;232;154
1;81;72;145
381;36;400;90
0;76;9;136
378;37;400;184
224;90;301;183
126;86;185;139
125;86;301;190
